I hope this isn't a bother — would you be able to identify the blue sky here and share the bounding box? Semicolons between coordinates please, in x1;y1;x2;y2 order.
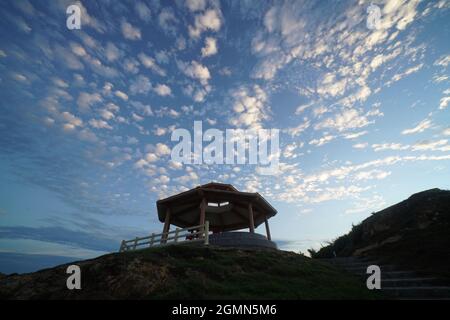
0;0;449;273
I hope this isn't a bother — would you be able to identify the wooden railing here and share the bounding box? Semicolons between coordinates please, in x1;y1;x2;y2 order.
119;221;209;252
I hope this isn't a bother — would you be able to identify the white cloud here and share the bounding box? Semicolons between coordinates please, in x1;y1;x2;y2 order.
434;54;450;67
61;111;83;131
121;21;141;40
105;42;121;62
158;8;178;33
155;143;171;156
201;37;218;57
130;75;151;95
353;142;368;149
412;139;448;151
372;143;409;152
89;119;112;130
401;119;432;135
154;84;172;96
189;9;222;38
177;60;211;85
229;85;270;130
344;131;368;139
309;135;335;147
354;170;391;181
186;0;206;12
287;118;310;137
135;1;152;22
138;53;166;76
315;109;373;132
115;90;129;101
439;96;450;110
70;42;87;57
77;92;102;111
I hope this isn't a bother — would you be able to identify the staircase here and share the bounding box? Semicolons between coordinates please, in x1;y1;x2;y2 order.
319;256;450;299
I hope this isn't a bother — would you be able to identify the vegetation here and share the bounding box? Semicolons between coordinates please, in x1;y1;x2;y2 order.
311;188;450;279
0;245;378;299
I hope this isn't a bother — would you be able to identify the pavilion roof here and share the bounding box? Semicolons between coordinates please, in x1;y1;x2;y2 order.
156;182;277;231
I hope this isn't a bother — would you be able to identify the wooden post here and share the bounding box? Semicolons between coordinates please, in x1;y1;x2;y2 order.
248;203;255;233
161;207;171;244
204;220;209;245
264;216;271;241
199;198;206;226
149;233;155;247
119;240;126;252
174;228;180;242
133;237;139;250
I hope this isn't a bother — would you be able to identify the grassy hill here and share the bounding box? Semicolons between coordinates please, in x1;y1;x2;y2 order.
0;245;377;299
311;188;450;279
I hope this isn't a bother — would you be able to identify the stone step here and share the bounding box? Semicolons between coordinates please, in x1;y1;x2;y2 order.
380;271;420;279
381;286;450;299
342;265;397;273
381;278;442;287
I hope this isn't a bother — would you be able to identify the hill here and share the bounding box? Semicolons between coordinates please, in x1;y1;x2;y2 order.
312;188;450;278
0;245;377;299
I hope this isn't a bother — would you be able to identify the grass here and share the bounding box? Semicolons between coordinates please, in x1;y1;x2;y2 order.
0;244;380;299
119;245;378;299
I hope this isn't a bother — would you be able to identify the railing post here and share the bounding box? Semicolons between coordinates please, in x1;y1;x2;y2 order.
174;228;179;242
119;240;126;252
149;233;155;247
204;220;209;246
133;237;138;250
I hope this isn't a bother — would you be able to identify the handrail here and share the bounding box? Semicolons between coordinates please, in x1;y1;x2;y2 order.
119;221;209;252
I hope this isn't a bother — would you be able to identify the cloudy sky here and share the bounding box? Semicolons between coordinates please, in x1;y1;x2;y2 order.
0;0;449;273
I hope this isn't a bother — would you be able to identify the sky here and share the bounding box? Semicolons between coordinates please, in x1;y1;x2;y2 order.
0;0;449;273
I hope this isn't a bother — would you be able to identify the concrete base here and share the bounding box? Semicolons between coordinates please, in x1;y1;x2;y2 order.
208;231;277;250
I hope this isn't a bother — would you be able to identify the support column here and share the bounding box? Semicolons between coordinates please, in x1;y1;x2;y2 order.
161;207;171;244
248;203;255;233
199;198;206;226
264;216;271;241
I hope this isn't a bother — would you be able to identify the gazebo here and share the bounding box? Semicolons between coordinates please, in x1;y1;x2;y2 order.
156;182;277;249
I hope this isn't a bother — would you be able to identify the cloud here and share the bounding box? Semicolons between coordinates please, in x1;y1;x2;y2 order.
177;60;211;85
154;84;172;96
434;54;450;67
401;119;432;135
77;92;102;111
439;96;450;110
186;0;206;12
315;109;373;132
229;84;270;130
189;9;222;38
0;226;117;252
411;139;448;151
105;42;121;62
89;119;112;130
129;75;152;95
353;142;368;149
121;20;141;40
135;1;152;22
201;37;218;57
309;135;336;147
115;90;129;101
138;53;166;76
372;143;409;152
158;8;178;33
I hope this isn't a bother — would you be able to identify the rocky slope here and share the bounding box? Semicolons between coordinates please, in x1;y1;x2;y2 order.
313;188;450;278
0;245;377;300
